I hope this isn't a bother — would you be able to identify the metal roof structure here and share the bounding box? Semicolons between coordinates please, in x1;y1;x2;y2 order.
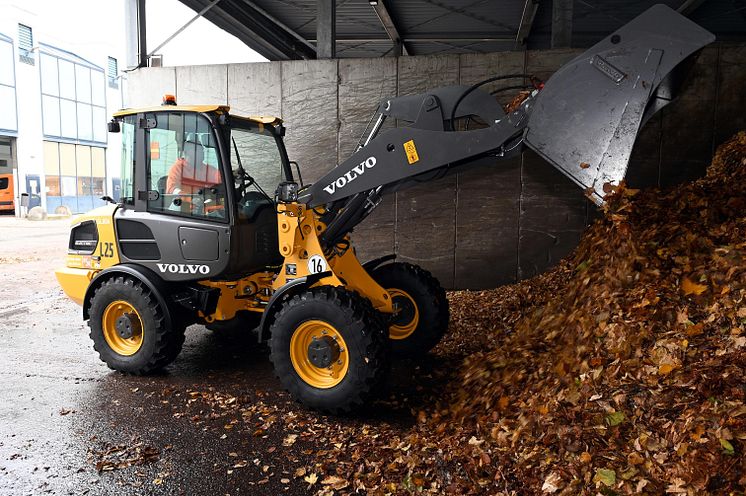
161;0;745;61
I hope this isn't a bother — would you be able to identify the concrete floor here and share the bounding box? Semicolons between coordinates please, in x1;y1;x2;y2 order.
0;216;442;496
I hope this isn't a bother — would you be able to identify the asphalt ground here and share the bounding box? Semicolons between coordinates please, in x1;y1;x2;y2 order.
0;216;452;496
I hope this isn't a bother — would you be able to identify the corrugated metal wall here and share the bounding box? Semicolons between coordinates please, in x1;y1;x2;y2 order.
126;43;746;289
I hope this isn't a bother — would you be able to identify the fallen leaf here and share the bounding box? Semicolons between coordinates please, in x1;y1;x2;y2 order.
720;438;735;455
605;411;625;427
541;472;562;493
681;277;707;296
304;472;318;486
593;468;616;487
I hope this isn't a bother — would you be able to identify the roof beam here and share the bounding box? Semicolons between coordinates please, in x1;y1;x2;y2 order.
240;0;316;53
515;0;539;48
677;0;708;16
179;0;316;60
551;0;573;48
370;0;410;56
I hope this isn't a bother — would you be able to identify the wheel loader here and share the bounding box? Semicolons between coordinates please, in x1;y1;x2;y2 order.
55;6;713;413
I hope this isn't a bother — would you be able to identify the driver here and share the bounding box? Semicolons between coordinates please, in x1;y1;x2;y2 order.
166;142;222;195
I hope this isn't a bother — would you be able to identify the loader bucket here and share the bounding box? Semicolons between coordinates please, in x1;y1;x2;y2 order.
524;4;714;204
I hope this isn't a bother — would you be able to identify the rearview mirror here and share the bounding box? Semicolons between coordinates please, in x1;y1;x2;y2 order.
107;120;120;133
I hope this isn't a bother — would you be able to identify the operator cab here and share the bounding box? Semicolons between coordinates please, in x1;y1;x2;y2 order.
110;97;293;281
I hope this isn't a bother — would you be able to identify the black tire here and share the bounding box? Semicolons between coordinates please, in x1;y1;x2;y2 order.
268;286;389;414
88;276;185;375
370;262;449;358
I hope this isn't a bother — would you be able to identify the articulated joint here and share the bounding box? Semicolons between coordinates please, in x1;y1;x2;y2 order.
275;202;393;313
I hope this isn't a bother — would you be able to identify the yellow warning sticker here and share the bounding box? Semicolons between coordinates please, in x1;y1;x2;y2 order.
403;139;419;165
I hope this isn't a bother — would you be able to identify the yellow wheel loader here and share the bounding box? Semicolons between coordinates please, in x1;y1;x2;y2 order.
56;6;713;413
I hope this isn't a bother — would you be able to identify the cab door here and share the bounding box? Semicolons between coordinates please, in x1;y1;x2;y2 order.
114;111;233;282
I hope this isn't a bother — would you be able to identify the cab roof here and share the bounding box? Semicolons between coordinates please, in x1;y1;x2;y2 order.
112;104;282;126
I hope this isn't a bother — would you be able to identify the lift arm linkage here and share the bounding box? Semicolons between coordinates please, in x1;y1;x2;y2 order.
297;4;714;244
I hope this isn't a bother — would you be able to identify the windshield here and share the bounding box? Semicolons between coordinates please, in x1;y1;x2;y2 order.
230;123;285;204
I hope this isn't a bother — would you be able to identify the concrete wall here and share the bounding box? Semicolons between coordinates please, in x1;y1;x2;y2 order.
126;43;746;290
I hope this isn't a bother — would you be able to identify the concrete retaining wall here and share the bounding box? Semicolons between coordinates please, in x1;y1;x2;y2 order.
126;44;746;289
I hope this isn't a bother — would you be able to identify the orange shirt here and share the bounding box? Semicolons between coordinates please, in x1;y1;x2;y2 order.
166;158;222;194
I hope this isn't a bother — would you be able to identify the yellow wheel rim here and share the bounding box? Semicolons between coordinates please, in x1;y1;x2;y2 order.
102;300;144;356
290;320;349;389
387;288;419;340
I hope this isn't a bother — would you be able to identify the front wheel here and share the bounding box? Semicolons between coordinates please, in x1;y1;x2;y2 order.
88;276;185;374
370;262;449;358
268;286;389;414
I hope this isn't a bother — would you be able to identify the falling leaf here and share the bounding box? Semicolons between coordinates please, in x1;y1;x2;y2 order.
681;277;707;296
593;468;616;487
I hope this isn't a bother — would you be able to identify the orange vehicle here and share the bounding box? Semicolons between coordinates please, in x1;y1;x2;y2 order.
0;173;14;213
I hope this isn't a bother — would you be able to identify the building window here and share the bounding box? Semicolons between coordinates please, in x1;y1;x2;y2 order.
17;24;34;65
107;57;118;88
39;44;107;144
43;141;106;213
0;34;18;133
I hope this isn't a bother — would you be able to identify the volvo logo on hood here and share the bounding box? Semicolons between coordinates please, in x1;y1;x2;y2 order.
156;263;210;275
323;157;377;195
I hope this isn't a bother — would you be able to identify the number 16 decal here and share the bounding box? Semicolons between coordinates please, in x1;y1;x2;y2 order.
307;254;327;274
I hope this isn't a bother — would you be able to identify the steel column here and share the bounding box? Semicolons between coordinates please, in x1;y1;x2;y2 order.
317;0;336;59
551;0;573;48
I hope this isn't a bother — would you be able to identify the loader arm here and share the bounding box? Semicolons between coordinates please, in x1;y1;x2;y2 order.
297;4;714;247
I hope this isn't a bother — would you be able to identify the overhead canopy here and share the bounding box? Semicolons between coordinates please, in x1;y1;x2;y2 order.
167;0;746;60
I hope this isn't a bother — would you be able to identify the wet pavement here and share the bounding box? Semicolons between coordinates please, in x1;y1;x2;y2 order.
0;217;447;496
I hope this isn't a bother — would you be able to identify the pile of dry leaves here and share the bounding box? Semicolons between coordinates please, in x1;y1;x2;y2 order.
309;133;746;494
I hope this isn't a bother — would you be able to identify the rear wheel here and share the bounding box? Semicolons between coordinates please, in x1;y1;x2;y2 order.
268;286;389;414
88;276;185;374
370;262;449;358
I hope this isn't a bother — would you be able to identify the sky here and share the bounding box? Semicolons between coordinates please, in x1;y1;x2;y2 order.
145;0;268;66
0;0;267;67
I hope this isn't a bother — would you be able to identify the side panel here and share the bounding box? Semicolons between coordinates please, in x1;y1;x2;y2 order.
114;207;231;282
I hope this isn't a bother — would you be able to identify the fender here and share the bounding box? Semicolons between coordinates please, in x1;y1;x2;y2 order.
257;271;332;342
362;254;396;273
82;264;174;331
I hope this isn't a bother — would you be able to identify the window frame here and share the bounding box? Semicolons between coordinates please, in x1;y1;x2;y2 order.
143;111;230;224
228;116;293;185
38;44;107;146
17;24;34;65
107;56;118;89
0;33;18;134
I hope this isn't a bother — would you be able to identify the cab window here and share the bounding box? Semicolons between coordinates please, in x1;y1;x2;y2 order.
230;121;286;218
119;115;136;205
146;112;226;221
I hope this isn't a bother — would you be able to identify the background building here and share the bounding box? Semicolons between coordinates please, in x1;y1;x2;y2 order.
0;0;127;215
